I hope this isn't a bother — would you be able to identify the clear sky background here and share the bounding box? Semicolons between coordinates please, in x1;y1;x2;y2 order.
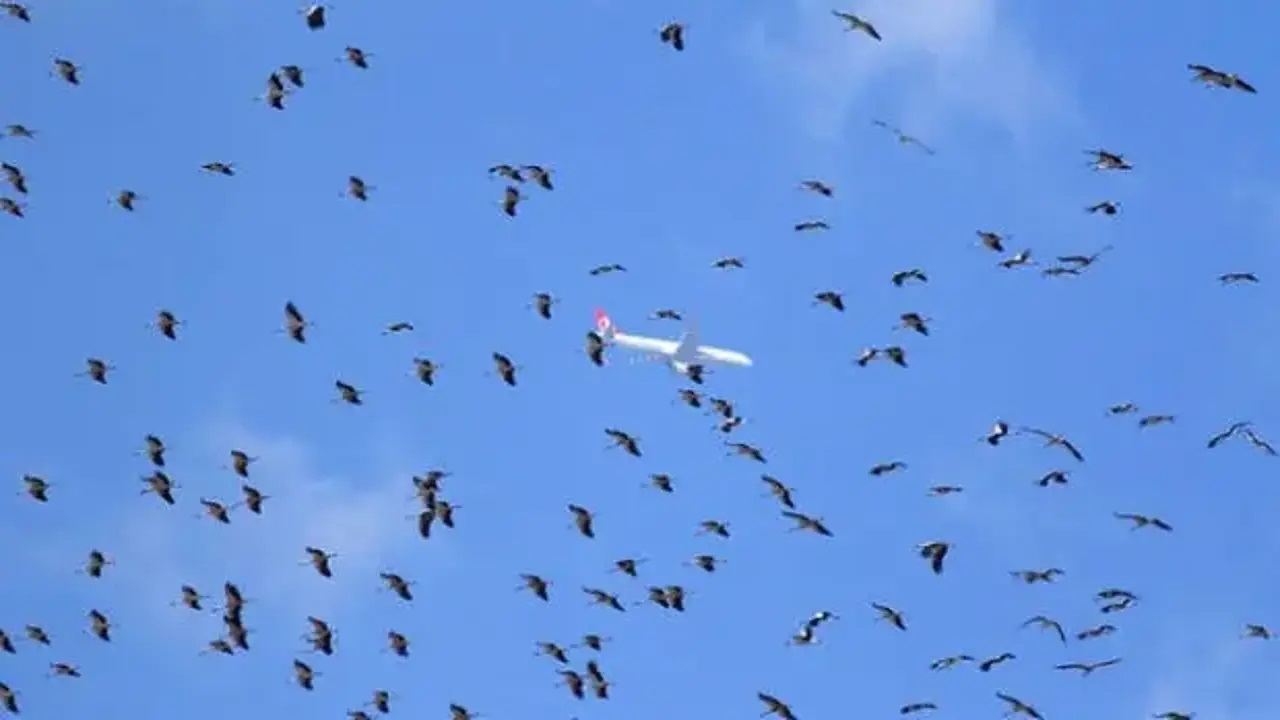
1;0;1277;718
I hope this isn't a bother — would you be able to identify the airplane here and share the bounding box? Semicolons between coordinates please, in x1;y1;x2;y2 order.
592;308;753;377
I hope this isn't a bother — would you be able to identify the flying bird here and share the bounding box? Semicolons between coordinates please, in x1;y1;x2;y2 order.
530;292;557;319
342;46;371;69
201;161;235;176
301;3;328;29
996;692;1042;719
781;510;832;536
522;165;554;190
1114;512;1173;531
794;219;830;232
758;692;797;720
659;22;685;51
1018;426;1085;462
918;541;949;574
52;58;81;85
334;380;363;405
1;2;30;21
871;602;907;630
1022;615;1067;644
491;352;519;385
499;184;527;216
1188;64;1256;93
1085;148;1132;171
1219;272;1259;284
799;179;833;196
832;10;881;39
1207;421;1251;448
872;119;935;154
892;268;928;286
586;331;606;366
813;291;845;311
1055;658;1122;675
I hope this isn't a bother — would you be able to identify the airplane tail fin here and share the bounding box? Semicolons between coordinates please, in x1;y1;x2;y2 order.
593;308;617;340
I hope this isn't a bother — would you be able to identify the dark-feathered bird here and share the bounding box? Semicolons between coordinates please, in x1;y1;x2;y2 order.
1188;64;1256;93
659;22;685;51
1219;272;1259;284
586;331;606;367
604;428;642;456
1;2;30;21
152;309;181;340
1114;512;1173;532
761;475;796;508
782;511;832;536
517;573;551;601
1022;615;1067;643
1055;658;1122;675
800;179;833;196
531;292;556;319
345;175;371;201
1085;148;1132;171
522;165;554;190
918;541;949;573
832;10;881;39
891;268;928;286
335;380;363;405
302;3;327;29
342;46;370;69
501;185;522;216
813;291;844;311
413;357;440;385
568;504;596;538
758;692;798;720
201;162;235;176
794;219;830;232
491;352;518;385
1018;426;1085;462
872;602;907;630
726;441;766;462
53;58;81;85
80;358;112;384
1086;200;1120;215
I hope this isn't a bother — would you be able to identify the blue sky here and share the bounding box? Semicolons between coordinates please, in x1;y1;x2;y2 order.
2;0;1277;717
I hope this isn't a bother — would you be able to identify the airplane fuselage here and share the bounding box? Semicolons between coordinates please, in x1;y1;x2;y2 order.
611;331;754;368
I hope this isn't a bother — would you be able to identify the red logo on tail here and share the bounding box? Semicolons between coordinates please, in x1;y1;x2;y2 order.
594;308;613;334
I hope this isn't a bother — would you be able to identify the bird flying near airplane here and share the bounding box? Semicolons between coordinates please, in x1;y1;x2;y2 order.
592;308;753;378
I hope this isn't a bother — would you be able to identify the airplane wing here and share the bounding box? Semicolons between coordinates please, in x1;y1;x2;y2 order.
672;329;700;363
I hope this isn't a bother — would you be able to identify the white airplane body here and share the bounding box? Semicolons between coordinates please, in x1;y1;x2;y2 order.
593;308;753;374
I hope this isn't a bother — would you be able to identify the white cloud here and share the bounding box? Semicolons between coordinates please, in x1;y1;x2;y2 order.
740;0;1079;144
84;420;455;645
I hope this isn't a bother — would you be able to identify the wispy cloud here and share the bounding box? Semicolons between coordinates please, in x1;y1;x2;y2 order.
78;419;454;644
1141;622;1274;720
740;0;1079;144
